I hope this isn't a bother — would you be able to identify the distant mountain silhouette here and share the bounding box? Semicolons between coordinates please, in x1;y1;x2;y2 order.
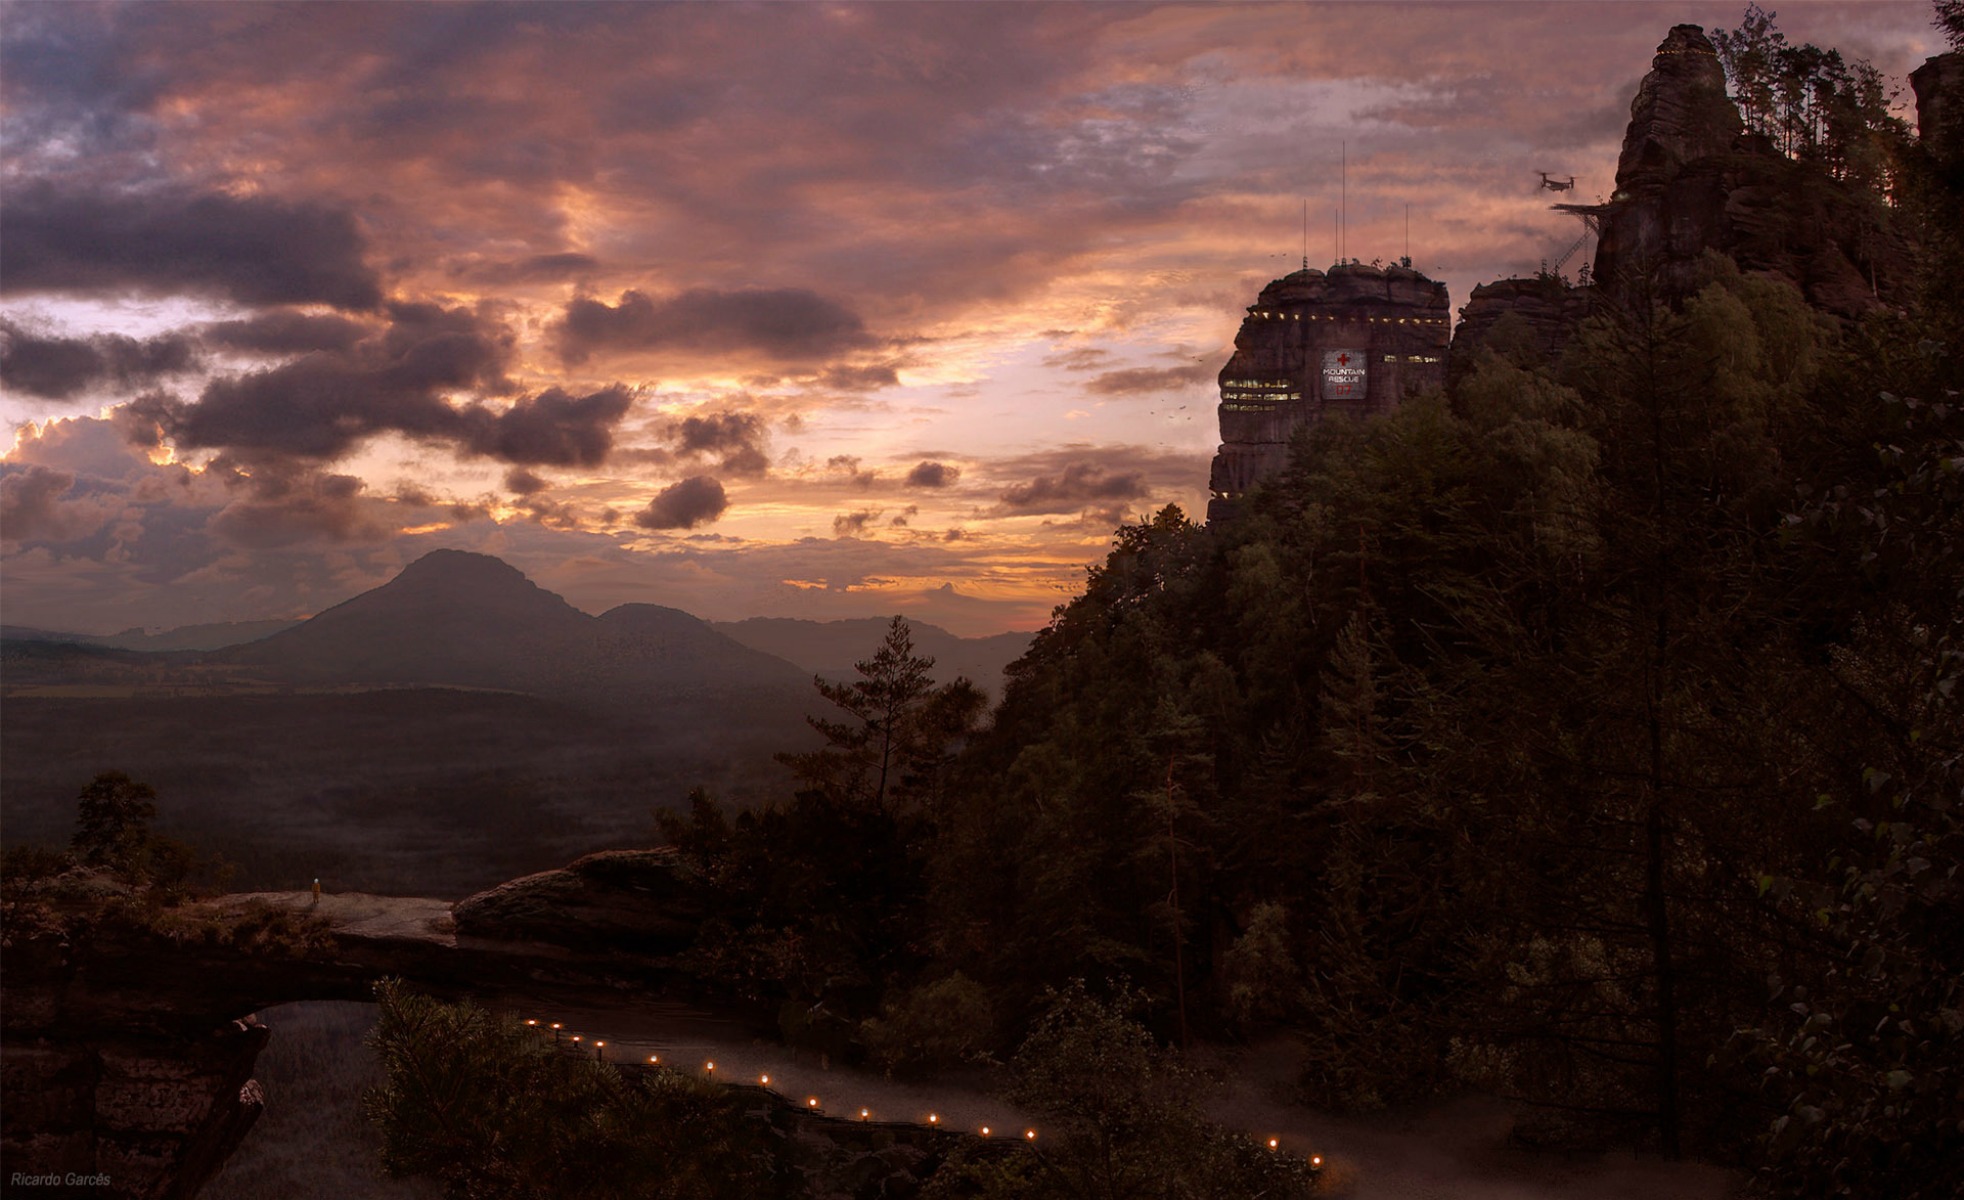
100;620;304;652
220;549;812;705
0;619;298;652
711;616;1034;698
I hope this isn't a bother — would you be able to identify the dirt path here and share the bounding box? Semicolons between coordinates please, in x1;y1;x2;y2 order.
222;893;1743;1198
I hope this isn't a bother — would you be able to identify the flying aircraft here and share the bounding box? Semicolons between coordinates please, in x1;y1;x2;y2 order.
1537;171;1577;192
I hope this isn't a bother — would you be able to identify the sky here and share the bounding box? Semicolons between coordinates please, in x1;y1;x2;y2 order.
0;1;1944;637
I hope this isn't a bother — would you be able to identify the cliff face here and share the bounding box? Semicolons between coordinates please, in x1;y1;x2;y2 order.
1913;52;1964;179
1448;277;1593;382
1592;24;1907;318
1;872;721;1198
1;908;275;1200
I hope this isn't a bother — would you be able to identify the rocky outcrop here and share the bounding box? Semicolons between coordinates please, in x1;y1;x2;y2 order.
0;874;711;1199
1612;24;1741;194
451;848;708;957
1912;51;1964;179
1448;277;1593;382
0;901;280;1200
1592;25;1908;318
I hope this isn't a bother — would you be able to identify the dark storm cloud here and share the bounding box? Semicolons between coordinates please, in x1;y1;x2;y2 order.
125;303;638;467
449;252;603;286
557;288;871;364
504;467;549;496
833;509;880;536
905;461;961;489
201;311;372;356
995;462;1148;515
0;182;384;310
668;410;771;476
208;471;384;549
0;319;201;401
826;455;879;489
635;475;728;530
462;385;634;467
1084;363;1216;396
818;363;902;391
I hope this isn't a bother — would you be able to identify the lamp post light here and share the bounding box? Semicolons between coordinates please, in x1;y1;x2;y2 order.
648;1055;660;1065
859;1108;870;1122
550;1023;563;1042
594;1040;605;1062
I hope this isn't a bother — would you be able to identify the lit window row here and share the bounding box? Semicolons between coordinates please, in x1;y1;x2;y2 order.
1246;311;1448;325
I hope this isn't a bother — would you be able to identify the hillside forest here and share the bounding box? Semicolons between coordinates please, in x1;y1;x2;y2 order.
645;10;1964;1196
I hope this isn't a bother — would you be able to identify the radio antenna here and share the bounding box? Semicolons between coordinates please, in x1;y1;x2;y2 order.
1340;140;1346;262
1301;199;1308;270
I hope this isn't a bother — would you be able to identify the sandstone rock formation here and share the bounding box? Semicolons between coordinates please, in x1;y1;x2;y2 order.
0;898;285;1200
1912;51;1964;178
1592;24;1908;319
1448;277;1593;383
451;847;708;957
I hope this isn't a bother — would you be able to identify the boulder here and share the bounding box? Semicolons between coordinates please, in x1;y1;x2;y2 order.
452;847;708;956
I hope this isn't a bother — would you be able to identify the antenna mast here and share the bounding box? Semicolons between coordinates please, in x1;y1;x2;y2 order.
1340;140;1346;263
1301;199;1308;270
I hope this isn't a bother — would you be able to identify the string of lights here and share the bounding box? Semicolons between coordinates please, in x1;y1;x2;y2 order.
513;1010;1322;1168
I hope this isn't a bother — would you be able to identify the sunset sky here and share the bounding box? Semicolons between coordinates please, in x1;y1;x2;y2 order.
0;1;1942;636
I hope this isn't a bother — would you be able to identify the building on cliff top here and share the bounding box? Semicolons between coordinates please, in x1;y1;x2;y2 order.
1206;261;1450;523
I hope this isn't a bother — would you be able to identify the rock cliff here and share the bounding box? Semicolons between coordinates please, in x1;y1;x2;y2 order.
1912;51;1964;179
1591;24;1908;318
1448;277;1593;382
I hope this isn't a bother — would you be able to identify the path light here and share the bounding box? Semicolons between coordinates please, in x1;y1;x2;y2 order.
927;1114;938;1125
1267;1138;1279;1150
759;1074;770;1085
551;1023;563;1041
860;1108;870;1121
594;1041;605;1061
1024;1130;1036;1141
704;1061;714;1074
648;1055;659;1065
1311;1155;1323;1168
571;1035;582;1044
807;1098;819;1109
980;1126;991;1137
524;1019;538;1027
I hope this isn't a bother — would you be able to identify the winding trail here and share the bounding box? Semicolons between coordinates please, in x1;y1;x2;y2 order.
249;890;1741;1199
